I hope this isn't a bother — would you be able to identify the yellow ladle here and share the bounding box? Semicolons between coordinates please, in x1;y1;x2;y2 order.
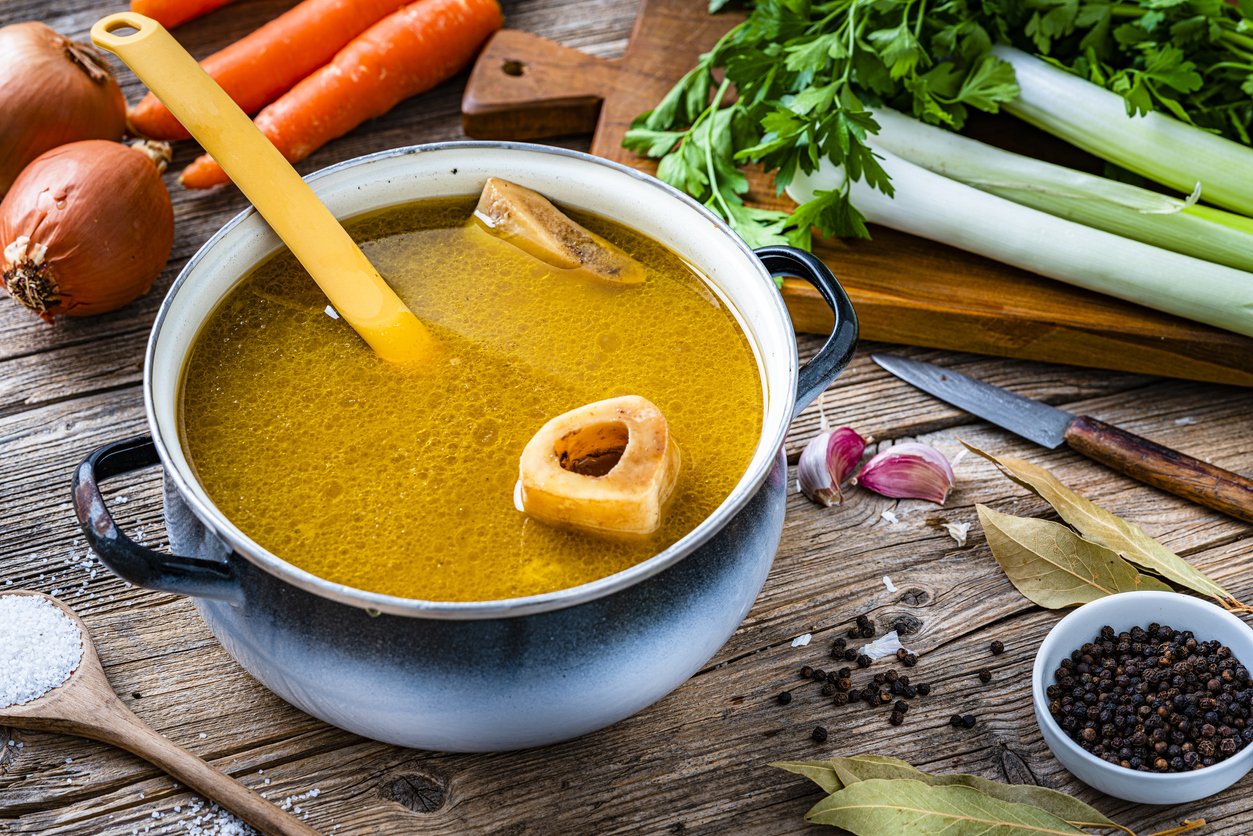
92;13;434;365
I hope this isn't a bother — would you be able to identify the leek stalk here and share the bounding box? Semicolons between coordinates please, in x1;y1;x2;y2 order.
994;46;1253;217
868;108;1253;275
786;151;1253;337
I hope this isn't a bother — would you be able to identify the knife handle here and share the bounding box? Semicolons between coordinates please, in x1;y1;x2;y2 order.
1065;415;1253;524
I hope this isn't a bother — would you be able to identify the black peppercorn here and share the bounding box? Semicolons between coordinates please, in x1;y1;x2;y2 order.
896;648;909;661
902;653;918;668
889;711;904;726
894;700;909;713
1048;623;1252;773
821;683;836;697
811;726;828;743
800;666;814;680
777;691;793;705
961;714;976;728
916;683;931;696
856;614;870;628
977;668;992;684
990;640;1005;655
847;627;861;639
844;648;859;662
813;669;827;682
903;685;918;699
833;692;849;707
856;654;872;668
860;624;875;638
885;670;899;684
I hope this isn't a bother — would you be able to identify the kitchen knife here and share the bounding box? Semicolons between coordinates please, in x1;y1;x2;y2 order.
871;354;1253;524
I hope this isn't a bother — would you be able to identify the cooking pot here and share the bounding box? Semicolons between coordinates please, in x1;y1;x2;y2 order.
73;143;857;751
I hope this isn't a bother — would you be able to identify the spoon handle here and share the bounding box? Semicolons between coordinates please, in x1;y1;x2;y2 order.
90;12;432;366
92;698;321;836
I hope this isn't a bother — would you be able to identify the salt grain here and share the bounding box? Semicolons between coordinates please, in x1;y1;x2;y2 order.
942;522;971;547
880;510;899;524
0;596;83;707
791;633;812;648
882;575;897;593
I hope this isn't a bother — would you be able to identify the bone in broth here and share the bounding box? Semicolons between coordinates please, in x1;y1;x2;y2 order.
180;196;763;601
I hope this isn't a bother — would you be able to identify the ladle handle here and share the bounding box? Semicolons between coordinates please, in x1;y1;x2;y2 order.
73;436;242;603
91;12;431;365
754;246;859;419
91;697;321;836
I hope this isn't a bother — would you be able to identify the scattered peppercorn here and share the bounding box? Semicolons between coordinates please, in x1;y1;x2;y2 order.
977;668;992;684
902;685;918;699
812;726;829;743
896;648;908;661
902;653;918;668
843;648;859;662
856;654;872;669
833;692;849;706
837;667;851;679
990;640;1005;655
916;683;931;696
889;711;904;726
856;614;871;629
777;691;792;705
800;666;814;680
885;670;899;684
961;715;977;728
894;700;909;713
860;624;875;638
847;627;861;639
813;669;827;682
820;683;836;696
949;714;963;728
1048;623;1253;773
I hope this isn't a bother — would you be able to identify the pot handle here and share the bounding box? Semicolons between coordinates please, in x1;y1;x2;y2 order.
72;436;242;604
754;246;859;420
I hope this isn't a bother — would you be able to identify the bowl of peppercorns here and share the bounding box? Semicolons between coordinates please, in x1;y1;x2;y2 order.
1033;591;1253;804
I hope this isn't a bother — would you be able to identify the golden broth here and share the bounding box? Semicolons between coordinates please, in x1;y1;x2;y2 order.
180;197;763;601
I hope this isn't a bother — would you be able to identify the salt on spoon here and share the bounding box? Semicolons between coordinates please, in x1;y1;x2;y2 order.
0;592;318;836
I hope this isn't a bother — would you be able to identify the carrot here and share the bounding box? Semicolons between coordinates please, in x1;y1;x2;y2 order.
131;0;237;30
128;0;414;141
180;0;503;189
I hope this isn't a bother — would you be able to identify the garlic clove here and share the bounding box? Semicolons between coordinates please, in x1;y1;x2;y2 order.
853;442;955;505
797;426;866;507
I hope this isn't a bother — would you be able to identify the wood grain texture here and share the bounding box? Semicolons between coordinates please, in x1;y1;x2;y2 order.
1064;415;1253;524
1;1;1251;834
460;0;1253;387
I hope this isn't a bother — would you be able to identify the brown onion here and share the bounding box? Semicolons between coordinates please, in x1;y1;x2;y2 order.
1;140;174;322
0;22;127;197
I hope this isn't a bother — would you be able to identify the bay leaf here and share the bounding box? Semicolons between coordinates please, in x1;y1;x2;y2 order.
964;442;1239;608
976;505;1170;608
804;778;1087;834
774;756;1126;832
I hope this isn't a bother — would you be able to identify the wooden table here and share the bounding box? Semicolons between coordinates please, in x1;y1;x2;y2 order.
2;1;1250;833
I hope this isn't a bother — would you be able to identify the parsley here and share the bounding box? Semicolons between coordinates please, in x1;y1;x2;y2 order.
625;0;1253;248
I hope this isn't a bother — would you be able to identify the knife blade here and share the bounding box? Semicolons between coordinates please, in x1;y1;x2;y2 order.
871;353;1253;524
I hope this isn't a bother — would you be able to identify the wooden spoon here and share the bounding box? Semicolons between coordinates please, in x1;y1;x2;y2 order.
0;592;320;836
90;12;433;366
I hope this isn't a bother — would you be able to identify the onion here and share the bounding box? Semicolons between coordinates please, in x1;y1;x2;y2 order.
0;22;127;197
0;140;174;322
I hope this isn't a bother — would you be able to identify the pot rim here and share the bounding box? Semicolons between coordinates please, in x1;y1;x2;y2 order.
145;140;798;619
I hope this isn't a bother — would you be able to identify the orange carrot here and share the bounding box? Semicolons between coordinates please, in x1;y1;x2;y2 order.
180;0;503;189
131;0;237;30
128;0;414;141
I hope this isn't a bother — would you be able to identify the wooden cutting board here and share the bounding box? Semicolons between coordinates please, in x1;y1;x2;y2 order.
461;1;1253;387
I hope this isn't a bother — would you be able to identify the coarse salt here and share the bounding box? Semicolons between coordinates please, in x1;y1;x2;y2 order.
0;596;83;707
791;633;812;648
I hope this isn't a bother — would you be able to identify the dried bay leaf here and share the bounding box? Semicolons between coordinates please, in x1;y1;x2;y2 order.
976;505;1170;608
964;442;1242;609
774;756;1127;833
804;778;1087;834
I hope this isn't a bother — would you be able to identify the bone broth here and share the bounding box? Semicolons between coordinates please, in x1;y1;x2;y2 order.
180;195;763;601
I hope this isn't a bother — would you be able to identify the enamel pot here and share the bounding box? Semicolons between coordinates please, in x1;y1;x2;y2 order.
73;143;857;752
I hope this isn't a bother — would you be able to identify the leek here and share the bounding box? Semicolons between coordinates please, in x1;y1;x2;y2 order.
868;108;1253;275
994;46;1253;217
786;151;1253;338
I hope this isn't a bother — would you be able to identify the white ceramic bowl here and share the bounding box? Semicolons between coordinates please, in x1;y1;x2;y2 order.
1033;591;1253;804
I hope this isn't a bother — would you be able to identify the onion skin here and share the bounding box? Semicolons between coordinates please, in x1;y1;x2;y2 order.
0;140;174;322
0;22;127;197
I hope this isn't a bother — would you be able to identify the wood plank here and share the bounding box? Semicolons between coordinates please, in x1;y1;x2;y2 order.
2;1;1251;834
461;3;1253;386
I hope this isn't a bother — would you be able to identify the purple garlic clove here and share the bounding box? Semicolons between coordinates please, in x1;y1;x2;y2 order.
853;442;955;505
797;427;867;507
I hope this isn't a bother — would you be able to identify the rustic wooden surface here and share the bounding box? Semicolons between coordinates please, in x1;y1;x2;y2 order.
460;1;1253;387
1;1;1251;834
